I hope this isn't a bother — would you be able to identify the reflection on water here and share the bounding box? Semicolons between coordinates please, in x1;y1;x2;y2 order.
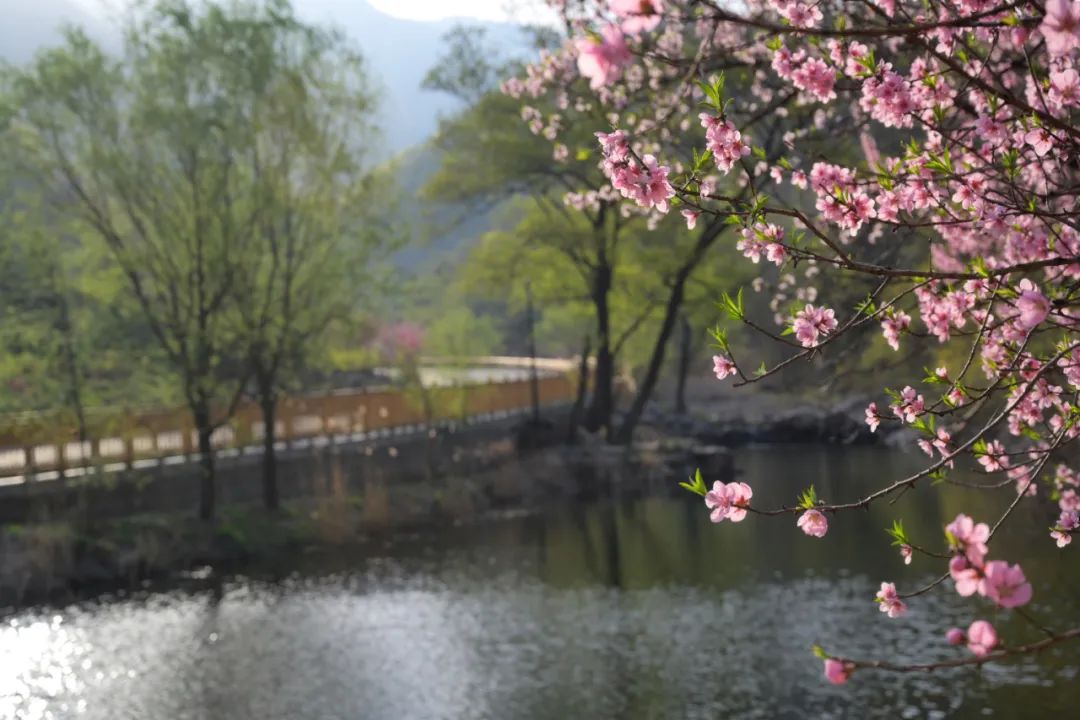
3;447;1080;719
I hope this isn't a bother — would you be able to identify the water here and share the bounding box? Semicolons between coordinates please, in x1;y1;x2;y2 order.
3;447;1080;719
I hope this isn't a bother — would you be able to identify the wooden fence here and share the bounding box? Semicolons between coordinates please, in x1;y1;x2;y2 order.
0;373;576;481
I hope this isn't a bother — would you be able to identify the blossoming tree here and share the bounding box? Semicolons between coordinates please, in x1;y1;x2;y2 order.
507;0;1080;683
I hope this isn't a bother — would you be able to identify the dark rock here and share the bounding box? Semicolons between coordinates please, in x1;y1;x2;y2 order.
514;417;559;453
74;553;116;584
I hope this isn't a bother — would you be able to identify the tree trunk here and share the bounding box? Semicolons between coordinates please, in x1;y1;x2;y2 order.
613;279;688;444
259;387;280;512
194;402;216;521
584;263;613;438
674;314;692;415
53;271;88;479
614;226;723;444
567;334;591;444
526;283;541;423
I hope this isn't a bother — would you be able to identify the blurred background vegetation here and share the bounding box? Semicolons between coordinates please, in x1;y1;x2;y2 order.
0;0;944;462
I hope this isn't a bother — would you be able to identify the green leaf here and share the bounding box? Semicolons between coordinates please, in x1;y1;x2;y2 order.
854;295;877;317
679;468;709;497
720;288;745;321
885;518;907;546
798;484;819;510
709;324;729;351
694;148;714;173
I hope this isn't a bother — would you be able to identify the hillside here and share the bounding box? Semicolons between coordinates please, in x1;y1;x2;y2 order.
0;0;535;271
1;0;529;156
384;143;520;272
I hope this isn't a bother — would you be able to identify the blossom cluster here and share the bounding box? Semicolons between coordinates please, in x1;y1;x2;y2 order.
595;130;675;212
509;0;1080;683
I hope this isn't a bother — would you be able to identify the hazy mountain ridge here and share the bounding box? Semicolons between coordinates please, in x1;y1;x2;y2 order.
1;1;530;270
0;0;528;154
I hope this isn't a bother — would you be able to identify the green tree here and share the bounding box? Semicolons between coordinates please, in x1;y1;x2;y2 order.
422;26;760;443
221;4;388;511
3;1;377;519
424;65;640;438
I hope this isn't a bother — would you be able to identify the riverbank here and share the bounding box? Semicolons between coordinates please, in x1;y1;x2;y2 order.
1;385;902;608
0;435;731;608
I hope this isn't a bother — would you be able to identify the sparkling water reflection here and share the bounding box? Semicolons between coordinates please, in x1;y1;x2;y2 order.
3;447;1079;719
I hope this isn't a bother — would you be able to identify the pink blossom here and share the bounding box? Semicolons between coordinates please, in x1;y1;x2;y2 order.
1015;279;1050;331
1025;128;1054;157
977;440;1009;473
791;58;836;102
377;321;425;359
775;2;824;29
981;561;1033;608
598;137;676;213
890;386;925;424
700;114;751;173
797;509;828;537
792;304;837;347
712;354;736;380
765;243;786;266
859;67;915;128
865;402;881;432
736;230;765;263
611;0;664;35
945;513;990;565
595;129;630;162
949;555;983;597
899;544;912;565
946;627;966;645
1059;509;1079;531
1049;505;1075;548
966;620;998;657
872;0;895;17
704;481;753;523
875;581;908;618
881;311;911;351
1040;0;1080;57
824;658;852;685
576;25;632;89
681;209;700;229
637;155;676;211
1050;68;1080;106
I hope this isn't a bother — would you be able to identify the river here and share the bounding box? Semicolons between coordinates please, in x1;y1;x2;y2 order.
3;447;1079;719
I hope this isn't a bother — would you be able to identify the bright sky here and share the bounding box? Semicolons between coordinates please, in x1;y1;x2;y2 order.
71;0;556;24
366;0;550;22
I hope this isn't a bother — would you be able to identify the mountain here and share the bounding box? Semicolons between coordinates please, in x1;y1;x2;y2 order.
386;143;520;272
295;1;528;155
0;1;532;269
0;0;529;155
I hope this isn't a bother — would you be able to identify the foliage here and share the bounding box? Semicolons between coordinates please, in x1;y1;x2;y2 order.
508;0;1080;683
